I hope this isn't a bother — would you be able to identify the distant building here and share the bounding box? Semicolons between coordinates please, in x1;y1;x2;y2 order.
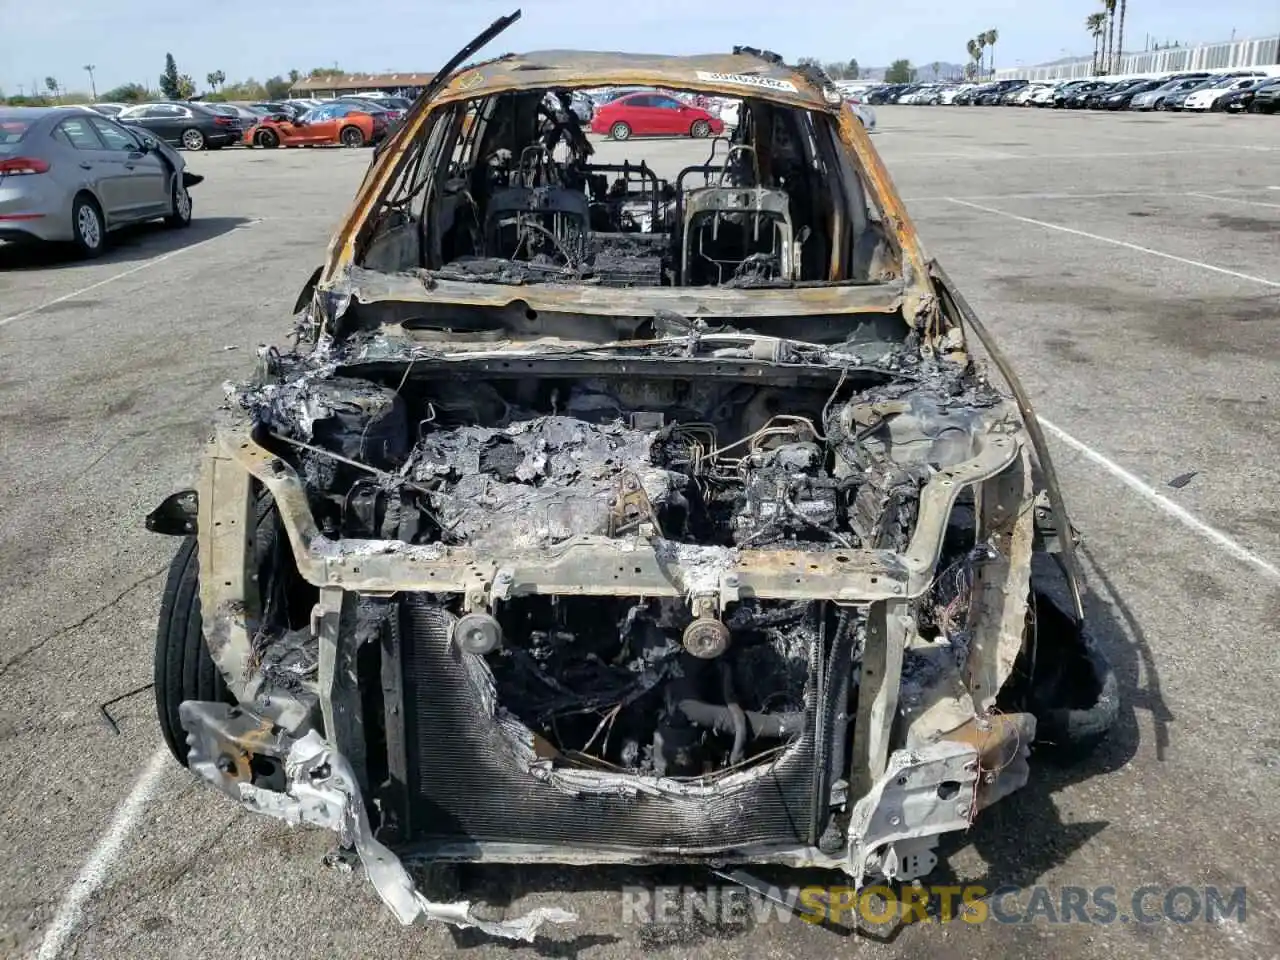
290;72;435;98
998;34;1280;81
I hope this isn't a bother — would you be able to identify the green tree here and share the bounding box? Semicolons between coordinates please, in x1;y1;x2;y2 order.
982;29;999;76
885;59;915;83
222;78;268;100
102;82;149;102
288;68;301;85
206;69;225;92
176;74;196;99
44;76;59;99
308;66;344;79
160;53;181;98
822;59;860;81
264;76;291;99
1086;13;1107;73
1100;0;1116;74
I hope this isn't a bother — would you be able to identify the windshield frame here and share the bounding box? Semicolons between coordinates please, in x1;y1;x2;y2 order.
315;55;936;339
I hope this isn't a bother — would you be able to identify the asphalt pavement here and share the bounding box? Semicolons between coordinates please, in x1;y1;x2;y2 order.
1;106;1278;960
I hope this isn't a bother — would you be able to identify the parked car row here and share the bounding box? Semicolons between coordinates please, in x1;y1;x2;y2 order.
65;96;413;152
866;71;1280;114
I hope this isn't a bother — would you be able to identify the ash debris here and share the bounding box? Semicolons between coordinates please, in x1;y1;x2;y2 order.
406;416;682;550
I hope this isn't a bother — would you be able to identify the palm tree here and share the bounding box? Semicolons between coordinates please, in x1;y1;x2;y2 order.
985;29;999;77
1101;0;1117;74
1114;0;1127;74
966;38;980;79
974;34;988;78
1086;13;1107;74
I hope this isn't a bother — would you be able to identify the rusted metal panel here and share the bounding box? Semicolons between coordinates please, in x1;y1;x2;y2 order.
348;267;907;318
219;426;1022;602
440;50;831;107
849;599;911;798
833;103;935;327
966;453;1036;711
197;449;260;703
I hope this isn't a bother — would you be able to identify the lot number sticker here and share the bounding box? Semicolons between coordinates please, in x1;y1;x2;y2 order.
695;71;798;93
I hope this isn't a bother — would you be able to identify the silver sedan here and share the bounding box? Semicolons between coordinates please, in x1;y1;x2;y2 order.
0;106;203;257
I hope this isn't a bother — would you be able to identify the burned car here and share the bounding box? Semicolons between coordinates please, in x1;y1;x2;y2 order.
148;11;1116;940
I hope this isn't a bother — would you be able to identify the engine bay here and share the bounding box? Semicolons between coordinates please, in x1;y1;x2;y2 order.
252;359;1004;780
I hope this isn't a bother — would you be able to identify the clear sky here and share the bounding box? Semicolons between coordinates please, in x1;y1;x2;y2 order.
3;0;1276;95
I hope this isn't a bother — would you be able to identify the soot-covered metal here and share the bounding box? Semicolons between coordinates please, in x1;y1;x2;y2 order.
150;26;1117;942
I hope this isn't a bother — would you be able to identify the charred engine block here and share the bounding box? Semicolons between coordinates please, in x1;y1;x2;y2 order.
730;441;844;546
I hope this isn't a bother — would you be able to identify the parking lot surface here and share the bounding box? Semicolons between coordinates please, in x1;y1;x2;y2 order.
2;107;1279;959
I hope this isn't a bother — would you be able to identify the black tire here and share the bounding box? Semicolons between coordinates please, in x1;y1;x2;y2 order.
155;497;277;765
71;193;106;258
180;128;206;151
164;175;192;228
257;127;280;149
1154;100;1167;111
689;119;711;139
340;125;365;147
155;537;226;764
609;121;632;141
1032;629;1120;760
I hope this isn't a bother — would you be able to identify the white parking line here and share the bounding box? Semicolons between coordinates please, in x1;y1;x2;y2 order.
1040;417;1280;582
0;220;261;330
36;747;170;960
946;198;1280;289
904;189;1184;203
1185;192;1280;211
890;146;1274;165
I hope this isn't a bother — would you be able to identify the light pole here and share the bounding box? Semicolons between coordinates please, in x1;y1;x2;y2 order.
84;64;97;100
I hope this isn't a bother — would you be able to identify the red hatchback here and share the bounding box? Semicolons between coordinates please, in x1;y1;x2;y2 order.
589;91;724;140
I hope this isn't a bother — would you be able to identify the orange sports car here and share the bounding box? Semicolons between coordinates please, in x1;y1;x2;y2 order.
244;102;388;148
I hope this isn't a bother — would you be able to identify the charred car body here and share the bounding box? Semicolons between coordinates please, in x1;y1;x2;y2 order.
148;11;1116;941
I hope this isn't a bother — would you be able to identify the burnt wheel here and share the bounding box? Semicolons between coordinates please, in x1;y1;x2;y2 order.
340;125;365;147
689;118;711;138
609;120;632;141
154;498;277;765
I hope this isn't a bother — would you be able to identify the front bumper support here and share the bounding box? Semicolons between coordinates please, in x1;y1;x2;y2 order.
179;701;576;941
